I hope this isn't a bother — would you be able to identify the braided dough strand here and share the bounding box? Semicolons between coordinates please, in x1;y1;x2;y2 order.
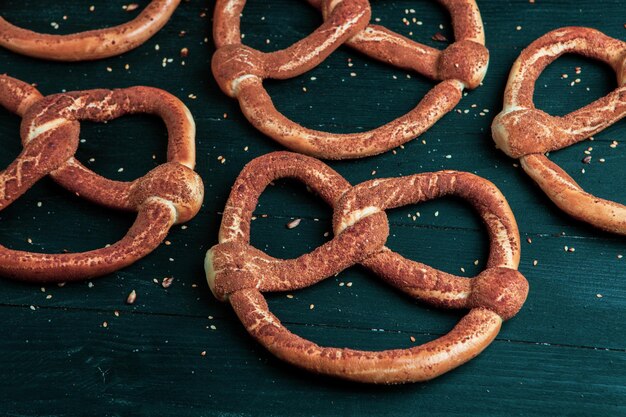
0;0;180;61
206;152;528;384
212;0;489;159
492;27;626;234
0;74;203;282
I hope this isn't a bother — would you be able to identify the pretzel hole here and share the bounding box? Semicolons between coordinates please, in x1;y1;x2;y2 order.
271;306;460;351
265;263;462;351
383;198;488;276
74;114;168;182
0;181;135;254
368;0;453;49
534;54;616;116
238;0;320;52
0;108;22;165
547;128;626;211
265;53;435;133
250;179;331;259
1;0;152;35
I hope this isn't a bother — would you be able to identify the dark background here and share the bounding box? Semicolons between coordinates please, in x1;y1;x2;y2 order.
0;1;624;416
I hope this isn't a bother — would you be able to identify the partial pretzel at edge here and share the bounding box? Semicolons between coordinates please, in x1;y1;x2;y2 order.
0;0;180;61
0;74;204;281
492;27;626;234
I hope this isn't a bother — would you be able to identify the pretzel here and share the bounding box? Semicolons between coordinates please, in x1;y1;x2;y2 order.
0;74;204;281
0;0;180;61
212;0;489;159
205;152;528;384
492;27;626;234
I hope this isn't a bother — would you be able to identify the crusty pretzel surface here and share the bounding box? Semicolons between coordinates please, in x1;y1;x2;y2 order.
492;27;626;234
0;0;180;61
205;152;528;384
0;74;203;281
212;0;489;159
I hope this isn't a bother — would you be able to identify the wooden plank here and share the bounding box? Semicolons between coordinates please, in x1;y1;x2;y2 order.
0;307;624;416
0;215;624;351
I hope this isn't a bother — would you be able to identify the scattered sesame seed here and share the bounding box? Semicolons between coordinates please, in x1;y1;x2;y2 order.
286;218;301;229
126;290;137;304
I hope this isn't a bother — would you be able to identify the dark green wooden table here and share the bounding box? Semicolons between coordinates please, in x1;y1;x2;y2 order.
1;1;624;416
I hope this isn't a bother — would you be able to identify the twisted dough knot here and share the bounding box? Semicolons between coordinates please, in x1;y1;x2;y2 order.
468;267;527;321
212;0;489;159
0;74;203;282
212;45;267;98
129;163;203;224
492;108;569;158
0;0;180;61
437;40;489;89
492;27;626;234
205;152;528;384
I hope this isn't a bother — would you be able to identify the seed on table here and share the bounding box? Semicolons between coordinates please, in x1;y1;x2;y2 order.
286;219;301;229
126;290;137;304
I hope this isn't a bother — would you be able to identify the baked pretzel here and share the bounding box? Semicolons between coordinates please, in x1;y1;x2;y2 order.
0;74;203;281
492;27;626;234
212;0;489;159
0;0;180;61
205;152;528;384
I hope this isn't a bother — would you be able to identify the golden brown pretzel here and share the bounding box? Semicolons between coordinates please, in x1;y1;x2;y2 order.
0;74;204;281
212;0;489;159
205;152;528;384
492;27;626;234
0;0;180;61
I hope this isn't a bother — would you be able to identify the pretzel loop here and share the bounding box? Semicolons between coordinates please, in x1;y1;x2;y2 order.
310;0;489;88
493;27;626;159
205;152;528;383
0;74;203;281
492;27;626;234
0;0;180;61
212;0;489;159
207;152;388;300
20;86;200;220
333;171;525;320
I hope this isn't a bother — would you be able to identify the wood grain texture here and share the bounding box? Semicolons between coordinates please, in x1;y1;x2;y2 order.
0;0;625;415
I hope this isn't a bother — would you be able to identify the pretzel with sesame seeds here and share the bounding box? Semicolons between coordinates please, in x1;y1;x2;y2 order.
0;74;203;281
492;27;626;234
205;152;528;384
212;0;489;160
0;0;180;61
